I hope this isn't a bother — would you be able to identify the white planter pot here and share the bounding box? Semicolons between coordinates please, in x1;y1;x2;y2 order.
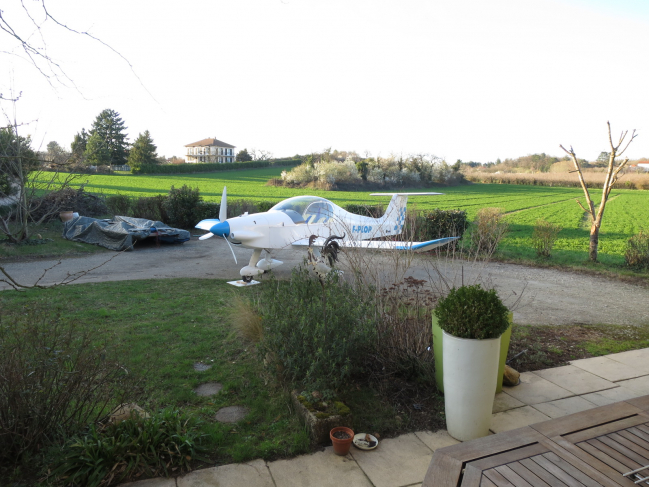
442;330;500;441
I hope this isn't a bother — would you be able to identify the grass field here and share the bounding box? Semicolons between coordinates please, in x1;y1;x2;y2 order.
46;167;649;268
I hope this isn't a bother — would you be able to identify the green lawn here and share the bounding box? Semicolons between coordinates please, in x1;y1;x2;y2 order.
35;167;649;268
0;279;312;466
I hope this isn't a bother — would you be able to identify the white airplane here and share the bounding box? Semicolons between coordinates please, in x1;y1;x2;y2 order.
196;187;459;282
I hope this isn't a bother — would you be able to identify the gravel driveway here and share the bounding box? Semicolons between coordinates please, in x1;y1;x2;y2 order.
2;238;647;326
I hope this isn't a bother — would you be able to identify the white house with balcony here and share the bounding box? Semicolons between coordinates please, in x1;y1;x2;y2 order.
184;138;236;163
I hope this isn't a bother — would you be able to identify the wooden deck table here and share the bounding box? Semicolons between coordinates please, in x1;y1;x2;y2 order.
423;395;649;487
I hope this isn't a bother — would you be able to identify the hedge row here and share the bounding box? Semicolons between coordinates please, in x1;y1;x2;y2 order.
132;158;303;175
343;204;467;242
107;187;468;243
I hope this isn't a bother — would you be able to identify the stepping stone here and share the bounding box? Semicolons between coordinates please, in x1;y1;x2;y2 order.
194;382;223;397
193;362;212;372
215;406;249;423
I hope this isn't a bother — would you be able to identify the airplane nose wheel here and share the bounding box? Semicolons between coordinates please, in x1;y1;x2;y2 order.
242;275;253;283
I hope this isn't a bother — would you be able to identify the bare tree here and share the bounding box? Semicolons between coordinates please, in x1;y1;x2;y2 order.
0;1;148;97
0;118;80;243
560;122;638;262
249;148;274;161
1;2;143;243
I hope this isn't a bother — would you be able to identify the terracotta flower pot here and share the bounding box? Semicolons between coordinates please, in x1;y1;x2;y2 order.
60;211;74;222
330;426;354;456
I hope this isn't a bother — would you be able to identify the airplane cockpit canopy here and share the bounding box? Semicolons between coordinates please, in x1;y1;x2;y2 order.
270;196;334;224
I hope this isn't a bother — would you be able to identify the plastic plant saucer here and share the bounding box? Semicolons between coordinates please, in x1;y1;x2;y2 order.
353;433;378;450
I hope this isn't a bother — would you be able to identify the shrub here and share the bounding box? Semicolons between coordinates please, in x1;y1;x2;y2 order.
227;199;263;218
49;410;206;487
344;203;385;218
106;194;132;217
375;276;438;380
194;200;220;222
30;187;109;222
469;207;509;255
625;230;649;270
257;267;377;392
257;200;276;212
0;309;143;462
163;185;201;229
531;219;562;258
133;158;301;175
434;285;510;339
131;195;168;222
413;208;468;242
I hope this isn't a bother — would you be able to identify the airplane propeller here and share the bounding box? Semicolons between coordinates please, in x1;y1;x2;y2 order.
198;187;228;241
197;187;237;263
223;234;237;264
219;186;227;222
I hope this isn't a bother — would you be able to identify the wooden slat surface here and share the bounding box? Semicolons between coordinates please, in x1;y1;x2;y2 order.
423;395;649;487
530;401;642;438
506;462;552;487
543;438;629;487
617;428;649;449
562;416;649;443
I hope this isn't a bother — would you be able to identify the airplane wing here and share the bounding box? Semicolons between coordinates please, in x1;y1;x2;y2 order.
291;236;460;253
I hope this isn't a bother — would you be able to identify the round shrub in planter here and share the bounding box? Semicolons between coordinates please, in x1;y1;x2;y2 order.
434;285;510;441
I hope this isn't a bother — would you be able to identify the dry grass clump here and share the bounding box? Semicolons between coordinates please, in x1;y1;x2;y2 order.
228;295;263;343
470;207;509;255
625;230;649;270
531;219;562;258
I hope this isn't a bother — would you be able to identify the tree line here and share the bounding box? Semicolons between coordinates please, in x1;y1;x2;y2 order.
65;109;159;171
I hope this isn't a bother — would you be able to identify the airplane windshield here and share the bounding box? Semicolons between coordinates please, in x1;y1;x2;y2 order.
270;196;333;224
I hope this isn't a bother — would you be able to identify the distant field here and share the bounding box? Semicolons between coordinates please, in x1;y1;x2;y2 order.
44;167;649;266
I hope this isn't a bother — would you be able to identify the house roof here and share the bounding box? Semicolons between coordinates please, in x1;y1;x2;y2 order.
185;138;235;148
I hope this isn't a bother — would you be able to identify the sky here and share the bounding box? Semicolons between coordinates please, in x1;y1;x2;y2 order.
2;0;649;163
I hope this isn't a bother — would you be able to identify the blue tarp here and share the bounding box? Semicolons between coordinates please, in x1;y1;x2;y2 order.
63;215;190;251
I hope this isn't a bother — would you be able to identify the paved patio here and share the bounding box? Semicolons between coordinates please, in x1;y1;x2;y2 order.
122;348;649;487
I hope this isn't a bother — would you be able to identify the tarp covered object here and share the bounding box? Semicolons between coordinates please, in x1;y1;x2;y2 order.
62;215;190;251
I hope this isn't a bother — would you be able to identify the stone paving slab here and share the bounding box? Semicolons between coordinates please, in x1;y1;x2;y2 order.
350;433;433;487
606;348;649;369
501;372;574;405
268;447;372;487
414;430;460;451
570;356;649;382
533;365;617;395
177;459;273;487
531;396;598;419
615;375;649;395
580;386;646;406
490;405;551;434
493;392;525;413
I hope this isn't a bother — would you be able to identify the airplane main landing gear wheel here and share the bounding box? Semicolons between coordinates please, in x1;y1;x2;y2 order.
242;275;253;283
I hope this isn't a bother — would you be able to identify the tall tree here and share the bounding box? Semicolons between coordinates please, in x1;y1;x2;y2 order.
236;148;253;162
89;109;129;165
46;140;68;166
70;129;88;164
127;130;158;170
560;122;637;262
84;131;111;166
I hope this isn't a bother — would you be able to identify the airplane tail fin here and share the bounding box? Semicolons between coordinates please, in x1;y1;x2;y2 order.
371;192;444;236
